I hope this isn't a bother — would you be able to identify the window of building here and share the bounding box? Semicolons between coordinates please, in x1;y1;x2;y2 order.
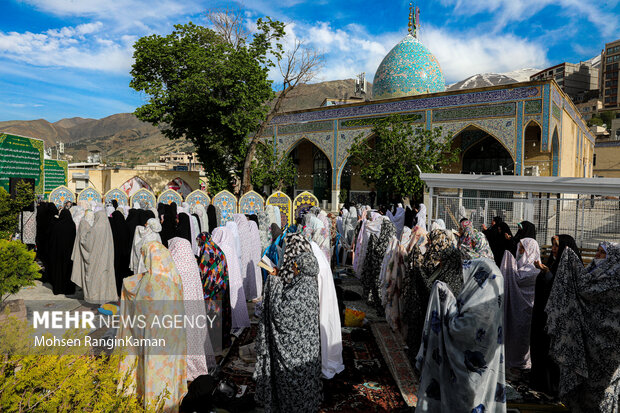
593;154;596;166
607;46;620;54
608;55;620;64
548;70;553;75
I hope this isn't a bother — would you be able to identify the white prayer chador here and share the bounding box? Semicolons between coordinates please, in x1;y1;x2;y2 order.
168;237;214;380
212;226;251;329
71;209;118;304
130;218;162;274
500;237;541;369
387;206;405;239
416;203;427;231
310;241;345;379
233;214;262;300
192;204;209;234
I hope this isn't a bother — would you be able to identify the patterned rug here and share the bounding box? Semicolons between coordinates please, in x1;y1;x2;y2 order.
321;326;411;412
371;322;419;407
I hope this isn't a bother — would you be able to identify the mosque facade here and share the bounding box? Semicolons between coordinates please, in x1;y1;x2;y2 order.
259;21;596;206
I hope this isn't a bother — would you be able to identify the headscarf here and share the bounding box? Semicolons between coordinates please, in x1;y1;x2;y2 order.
545;244;620;411
207;204;218;232
270;223;283;243
415;258;505;412
430;219;446;231
129;218;162;274
257;211;271;251
211;226;250;329
547;234;582;275
159;203;177;248
415;203;427;231
175;212;192;244
70;209;118;304
168;237;214;378
192;204;209;233
458;220;494;261
404;205;414;229
197;232;232;348
530;234;582;396
387;205;406;239
109;210;131;295
48;208;77;295
488;221;513;267
500;237;540;369
278;233;313;283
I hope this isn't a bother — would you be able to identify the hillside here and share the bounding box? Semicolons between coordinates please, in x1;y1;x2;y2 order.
0;78;366;163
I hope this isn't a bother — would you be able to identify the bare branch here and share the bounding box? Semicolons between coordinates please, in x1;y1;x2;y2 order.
205;7;248;48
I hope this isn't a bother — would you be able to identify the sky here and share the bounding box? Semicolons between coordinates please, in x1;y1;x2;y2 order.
0;0;619;122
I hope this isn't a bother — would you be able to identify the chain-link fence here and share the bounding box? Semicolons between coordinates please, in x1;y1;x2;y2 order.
424;176;620;249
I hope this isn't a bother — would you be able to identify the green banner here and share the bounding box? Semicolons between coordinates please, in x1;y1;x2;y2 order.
0;133;45;195
44;159;68;195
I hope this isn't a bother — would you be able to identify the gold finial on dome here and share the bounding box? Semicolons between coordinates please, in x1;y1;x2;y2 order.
408;2;413;35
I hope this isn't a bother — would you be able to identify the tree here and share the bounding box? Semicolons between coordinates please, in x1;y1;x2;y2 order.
240;38;322;193
130;18;285;192
588;116;604;127
250;143;296;193
0;240;40;304
0;180;35;240
347;114;459;200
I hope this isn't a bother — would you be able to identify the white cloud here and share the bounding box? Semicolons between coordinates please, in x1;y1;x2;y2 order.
267;20;548;86
421;27;549;81
23;0;201;32
0;23;133;73
439;0;620;36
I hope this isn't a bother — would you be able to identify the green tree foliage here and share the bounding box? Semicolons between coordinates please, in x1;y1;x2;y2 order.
130;20;285;192
588;116;604;127
0;314;161;412
250;143;296;192
0;181;35;240
0;240;40;303
348;114;459;199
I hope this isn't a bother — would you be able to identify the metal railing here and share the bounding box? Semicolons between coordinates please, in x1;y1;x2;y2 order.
431;190;620;248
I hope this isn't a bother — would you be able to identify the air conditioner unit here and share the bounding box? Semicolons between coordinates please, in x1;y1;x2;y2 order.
523;166;540;176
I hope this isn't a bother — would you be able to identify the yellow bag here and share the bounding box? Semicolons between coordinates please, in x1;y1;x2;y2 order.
344;308;366;327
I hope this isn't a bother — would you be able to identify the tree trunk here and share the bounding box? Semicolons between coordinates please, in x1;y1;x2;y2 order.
241;85;293;194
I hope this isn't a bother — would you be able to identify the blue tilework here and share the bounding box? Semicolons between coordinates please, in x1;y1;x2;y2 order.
542;84;550;151
516;101;524;175
77;187;102;204
271;86;541;125
131;189;156;208
212;190;237;225
158;189;183;205
104;188;129;206
49;186;75;209
185;190;211;207
239;191;265;215
373;35;445;99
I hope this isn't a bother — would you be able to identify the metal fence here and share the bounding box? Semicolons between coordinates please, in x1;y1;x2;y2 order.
430;189;620;249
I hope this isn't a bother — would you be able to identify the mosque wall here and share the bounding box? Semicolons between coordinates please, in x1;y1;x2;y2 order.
265;80;595;205
67;168;200;195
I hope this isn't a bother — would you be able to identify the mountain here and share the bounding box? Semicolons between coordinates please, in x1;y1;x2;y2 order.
0;79;368;163
447;68;541;91
277;78;372;111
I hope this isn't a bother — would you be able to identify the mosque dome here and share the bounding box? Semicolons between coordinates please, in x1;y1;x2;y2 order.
372;34;446;100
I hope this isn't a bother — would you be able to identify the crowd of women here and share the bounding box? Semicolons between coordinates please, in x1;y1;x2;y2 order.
335;201;620;413
33;199;344;412
31;195;620;412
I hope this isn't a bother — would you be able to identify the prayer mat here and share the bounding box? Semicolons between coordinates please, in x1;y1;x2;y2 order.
371;322;419;407
321;326;410;412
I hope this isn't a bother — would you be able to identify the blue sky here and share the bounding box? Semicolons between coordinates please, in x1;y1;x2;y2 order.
0;0;619;122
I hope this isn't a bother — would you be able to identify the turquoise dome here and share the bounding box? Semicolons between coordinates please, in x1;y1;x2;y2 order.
373;34;445;100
